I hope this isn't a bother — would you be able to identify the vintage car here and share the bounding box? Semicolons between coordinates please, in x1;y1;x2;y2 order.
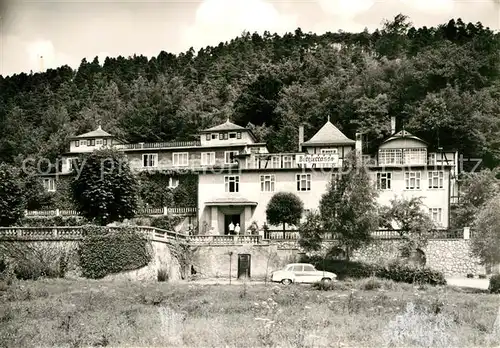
270;263;337;285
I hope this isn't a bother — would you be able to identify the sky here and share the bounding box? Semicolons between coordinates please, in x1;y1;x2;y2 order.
0;0;498;77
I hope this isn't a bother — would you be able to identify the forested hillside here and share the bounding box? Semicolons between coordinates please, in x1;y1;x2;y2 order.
1;15;499;167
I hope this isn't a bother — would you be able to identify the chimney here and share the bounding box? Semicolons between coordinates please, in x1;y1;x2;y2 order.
355;133;362;158
391;116;396;134
298;125;304;152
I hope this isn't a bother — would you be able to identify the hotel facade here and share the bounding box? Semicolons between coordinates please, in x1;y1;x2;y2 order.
47;117;459;234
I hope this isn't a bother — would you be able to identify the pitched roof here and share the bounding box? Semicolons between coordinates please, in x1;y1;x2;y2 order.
201;119;246;132
382;129;428;145
71;126;113;139
302;121;355;146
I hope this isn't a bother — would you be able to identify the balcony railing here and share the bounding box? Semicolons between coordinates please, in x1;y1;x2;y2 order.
0;226;189;241
115;141;201;150
23;207;198;218
263;228;467;240
188;235;262;245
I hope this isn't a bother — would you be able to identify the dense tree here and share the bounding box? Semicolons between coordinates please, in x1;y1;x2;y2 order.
470;194;500;265
380;197;435;257
266;192;304;238
0;164;25;226
137;172;174;208
70;149;139;225
319;158;379;260
452;169;499;228
298;210;324;252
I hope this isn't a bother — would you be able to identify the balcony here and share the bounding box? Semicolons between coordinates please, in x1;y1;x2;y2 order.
247;153;342;170
115;141;201;151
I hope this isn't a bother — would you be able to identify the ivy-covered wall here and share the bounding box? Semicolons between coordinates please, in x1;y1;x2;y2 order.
40;172;198;211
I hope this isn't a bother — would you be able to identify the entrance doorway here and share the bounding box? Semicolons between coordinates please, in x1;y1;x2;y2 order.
238;254;251;279
224;214;241;235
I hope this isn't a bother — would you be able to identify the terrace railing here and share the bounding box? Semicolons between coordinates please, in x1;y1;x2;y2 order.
263;228;469;241
24;207;197;218
0;226;189;241
188;235;262;245
114;141;201;150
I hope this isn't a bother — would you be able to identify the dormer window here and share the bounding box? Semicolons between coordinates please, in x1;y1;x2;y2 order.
103;139;107;145
237;132;242;139
88;139;95;147
211;134;217;140
219;133;224;140
206;134;211;141
75;140;80;147
96;139;103;145
229;132;236;139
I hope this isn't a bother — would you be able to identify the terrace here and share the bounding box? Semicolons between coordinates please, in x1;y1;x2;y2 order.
114;140;202;151
0;226;471;244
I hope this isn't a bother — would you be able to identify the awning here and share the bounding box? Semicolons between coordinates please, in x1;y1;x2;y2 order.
205;197;258;206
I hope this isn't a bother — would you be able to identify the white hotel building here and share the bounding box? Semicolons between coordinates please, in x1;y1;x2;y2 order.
51;117;459;234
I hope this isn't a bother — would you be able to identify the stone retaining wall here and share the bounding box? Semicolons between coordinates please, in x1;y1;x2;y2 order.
270;238;484;276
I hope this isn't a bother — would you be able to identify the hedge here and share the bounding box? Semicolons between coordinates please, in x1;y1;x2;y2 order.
489;274;500;294
15;216;89;227
78;226;152;279
302;255;446;286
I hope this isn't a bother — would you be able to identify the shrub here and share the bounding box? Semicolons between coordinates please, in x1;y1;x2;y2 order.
78;226;153;279
467;273;474;278
0;242;68;280
15;216;89;227
312;280;351;291
488;274;500;293
301;255;376;280
157;269;169;282
0;259;6;273
302;255;446;286
375;260;446;286
150;215;183;231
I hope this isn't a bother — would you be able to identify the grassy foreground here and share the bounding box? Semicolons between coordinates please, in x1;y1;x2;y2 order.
0;278;499;347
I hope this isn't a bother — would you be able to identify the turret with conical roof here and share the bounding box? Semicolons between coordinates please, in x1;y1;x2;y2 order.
301;118;355;154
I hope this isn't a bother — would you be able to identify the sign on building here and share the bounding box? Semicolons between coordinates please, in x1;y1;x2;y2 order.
296;154;339;168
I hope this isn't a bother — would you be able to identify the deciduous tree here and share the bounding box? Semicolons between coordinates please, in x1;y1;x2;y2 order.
71;149;139;225
0;164;25;226
380;196;435;257
298;210;324;252
266;192;304;239
320;158;379;260
452;169;499;228
470;194;500;265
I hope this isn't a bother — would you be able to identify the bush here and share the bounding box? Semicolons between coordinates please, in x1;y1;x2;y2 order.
0;243;68;280
302;255;446;286
157;269;169;282
78;226;152;279
488;274;500;293
150;215;183;231
15;216;89;227
301;255;376;280
375;261;447;286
